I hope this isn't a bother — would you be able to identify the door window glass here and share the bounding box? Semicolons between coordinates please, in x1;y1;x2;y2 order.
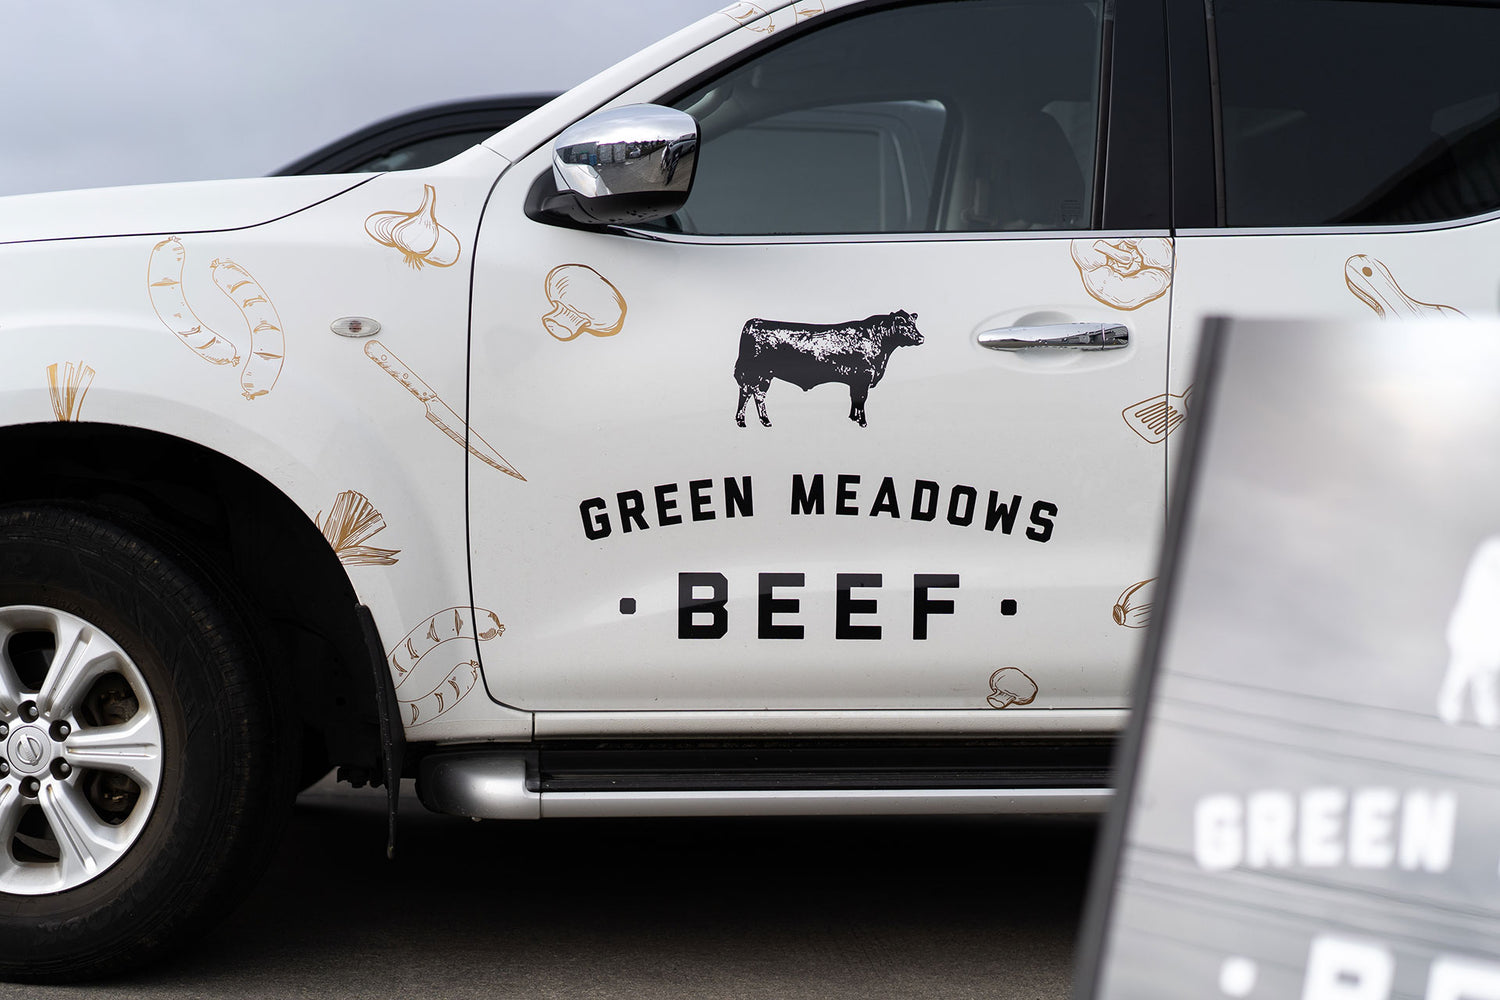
1215;0;1500;227
649;0;1103;236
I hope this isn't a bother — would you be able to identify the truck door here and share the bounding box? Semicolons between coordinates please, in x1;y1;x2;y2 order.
467;0;1173;716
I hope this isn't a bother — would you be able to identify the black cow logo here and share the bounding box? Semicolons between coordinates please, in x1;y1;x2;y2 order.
732;310;923;428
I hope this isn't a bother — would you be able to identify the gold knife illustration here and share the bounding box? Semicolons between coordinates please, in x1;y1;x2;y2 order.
364;340;525;481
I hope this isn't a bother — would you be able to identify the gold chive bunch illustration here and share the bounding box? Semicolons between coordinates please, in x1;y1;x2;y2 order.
365;185;461;270
542;264;627;341
316;490;400;566
46;361;95;422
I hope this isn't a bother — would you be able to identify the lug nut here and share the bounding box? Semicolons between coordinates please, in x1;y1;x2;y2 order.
50;721;70;741
51;760;71;779
19;702;38;723
0;722;8;739
21;778;38;797
0;761;8;778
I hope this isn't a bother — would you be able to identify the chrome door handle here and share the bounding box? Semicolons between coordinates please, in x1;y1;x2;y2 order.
977;322;1129;352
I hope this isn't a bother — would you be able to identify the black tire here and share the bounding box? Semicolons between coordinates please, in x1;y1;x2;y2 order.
0;505;295;981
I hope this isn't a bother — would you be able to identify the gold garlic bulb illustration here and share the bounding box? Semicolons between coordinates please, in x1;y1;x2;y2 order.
1112;578;1156;628
987;667;1038;709
365;184;461;270
542;264;627;341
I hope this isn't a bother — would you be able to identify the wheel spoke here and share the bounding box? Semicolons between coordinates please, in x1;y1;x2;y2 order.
64;712;163;790
36;613;116;720
0;623;26;717
38;780;126;884
0;783;27;845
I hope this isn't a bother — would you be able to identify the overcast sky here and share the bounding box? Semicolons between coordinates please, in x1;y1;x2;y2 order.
0;1;721;198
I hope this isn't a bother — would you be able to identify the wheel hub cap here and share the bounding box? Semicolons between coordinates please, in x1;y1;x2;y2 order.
5;727;50;774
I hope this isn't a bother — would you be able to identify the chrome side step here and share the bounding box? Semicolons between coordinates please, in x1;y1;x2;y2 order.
418;752;1112;820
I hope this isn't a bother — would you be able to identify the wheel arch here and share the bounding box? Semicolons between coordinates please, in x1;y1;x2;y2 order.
0;420;389;782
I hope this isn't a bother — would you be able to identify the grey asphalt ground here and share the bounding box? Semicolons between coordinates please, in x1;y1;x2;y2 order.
9;778;1099;999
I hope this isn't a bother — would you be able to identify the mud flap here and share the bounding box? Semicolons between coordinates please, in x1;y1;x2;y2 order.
357;604;404;859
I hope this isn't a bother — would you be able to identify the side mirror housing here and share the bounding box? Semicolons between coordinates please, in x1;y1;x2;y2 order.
535;105;699;227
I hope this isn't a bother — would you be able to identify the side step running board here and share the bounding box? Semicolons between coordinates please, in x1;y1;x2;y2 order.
418;752;1112;819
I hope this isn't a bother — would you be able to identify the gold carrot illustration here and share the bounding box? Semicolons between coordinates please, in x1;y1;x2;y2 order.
316;490;400;566
1345;255;1465;318
146;237;240;366
46;361;95;422
364;340;525;481
210;258;285;399
1122;385;1191;445
388;606;505;688
1071;237;1173;310
365;185;461;270
401;660;481;727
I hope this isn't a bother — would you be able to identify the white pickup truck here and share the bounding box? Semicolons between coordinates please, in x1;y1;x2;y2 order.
1;0;1496;980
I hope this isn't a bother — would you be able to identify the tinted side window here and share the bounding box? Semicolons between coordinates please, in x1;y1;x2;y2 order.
654;0;1103;236
1215;0;1500;227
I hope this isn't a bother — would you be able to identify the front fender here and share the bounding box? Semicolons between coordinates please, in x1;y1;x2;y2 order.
0;159;526;740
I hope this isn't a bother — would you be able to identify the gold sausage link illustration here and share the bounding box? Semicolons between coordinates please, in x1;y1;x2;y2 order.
1071;237;1173;311
364;340;525;481
316;490;400;566
402;660;480;727
1122;385;1191;445
365;184;461;270
987;667;1038;709
146;237;240;366
1344;255;1465;319
542;265;627;340
1112;578;1156;629
388;605;504;688
210;258;285;399
721;2;769;26
46;361;95;422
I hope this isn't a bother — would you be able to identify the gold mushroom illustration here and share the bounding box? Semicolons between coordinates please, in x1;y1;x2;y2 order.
986;667;1038;709
542;264;627;341
365;184;461;270
46;361;95;422
316;490;400;567
1071;237;1173;311
1122;385;1191;445
387;607;505;728
1112;578;1156;629
1345;255;1465;318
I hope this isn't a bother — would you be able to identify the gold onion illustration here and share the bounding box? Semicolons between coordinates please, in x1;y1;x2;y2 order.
542;264;627;340
46;361;95;422
365;184;461;270
316;490;400;566
1112;578;1156;628
987;667;1038;709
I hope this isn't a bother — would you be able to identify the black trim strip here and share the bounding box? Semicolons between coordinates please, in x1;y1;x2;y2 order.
1100;0;1173;230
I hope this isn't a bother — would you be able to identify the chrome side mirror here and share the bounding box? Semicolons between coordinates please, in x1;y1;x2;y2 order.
544;105;698;226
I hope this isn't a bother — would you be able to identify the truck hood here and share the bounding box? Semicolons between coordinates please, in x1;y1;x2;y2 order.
0;174;375;245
